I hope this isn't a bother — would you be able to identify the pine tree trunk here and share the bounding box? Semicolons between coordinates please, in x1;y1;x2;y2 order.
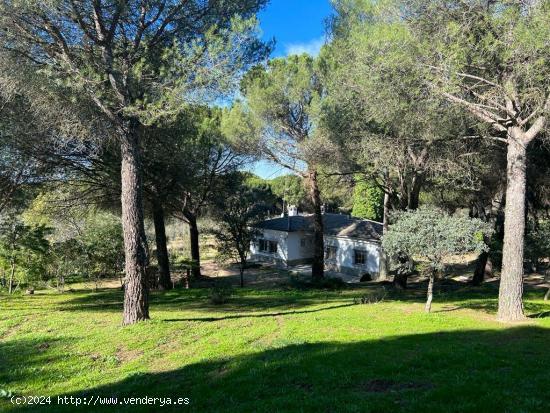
470;204;493;286
425;269;435;313
153;200;172;290
471;251;490;286
544;287;550;301
120;124;150;325
187;214;202;278
8;260;15;294
308;169;324;280
379;191;391;281
383;191;390;233
497;131;527;322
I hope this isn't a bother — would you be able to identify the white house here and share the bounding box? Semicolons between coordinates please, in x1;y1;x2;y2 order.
250;209;383;280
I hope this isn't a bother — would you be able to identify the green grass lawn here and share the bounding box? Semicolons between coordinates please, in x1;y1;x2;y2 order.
1;279;550;412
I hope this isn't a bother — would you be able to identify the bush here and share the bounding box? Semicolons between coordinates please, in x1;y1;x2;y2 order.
382;206;491;312
359;272;373;282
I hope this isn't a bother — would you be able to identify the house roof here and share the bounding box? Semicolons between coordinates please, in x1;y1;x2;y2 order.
256;213;383;241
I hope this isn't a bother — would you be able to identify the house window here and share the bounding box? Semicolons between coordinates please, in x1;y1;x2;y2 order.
354;249;367;265
259;239;278;254
325;246;338;261
268;240;278;254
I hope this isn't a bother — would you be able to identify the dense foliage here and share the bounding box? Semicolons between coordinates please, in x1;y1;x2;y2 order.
352;178;384;221
383;207;491;270
383;206;492;311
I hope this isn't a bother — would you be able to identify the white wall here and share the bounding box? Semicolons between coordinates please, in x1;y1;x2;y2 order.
250;229;288;262
250;230;314;264
250;230;381;275
287;232;314;261
324;236;381;276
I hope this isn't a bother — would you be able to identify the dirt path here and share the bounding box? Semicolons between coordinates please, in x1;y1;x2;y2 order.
187;261;293;289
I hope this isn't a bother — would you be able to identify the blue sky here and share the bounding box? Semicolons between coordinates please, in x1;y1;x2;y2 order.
245;0;333;179
259;0;333;58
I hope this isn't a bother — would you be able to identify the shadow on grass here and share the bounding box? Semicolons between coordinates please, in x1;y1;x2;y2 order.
379;278;550;317
162;302;356;323
3;327;550;413
0;337;73;388
5;277;549;319
529;311;550;319
51;287;356;315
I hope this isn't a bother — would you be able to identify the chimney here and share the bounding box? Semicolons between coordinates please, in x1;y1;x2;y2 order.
288;205;298;217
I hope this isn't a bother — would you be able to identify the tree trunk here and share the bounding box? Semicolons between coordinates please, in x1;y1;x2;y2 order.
120;125;150;325
425;269;435;313
497;132;527;322
407;174;423;210
187;214;202;278
472;251;491;286
153;199;172;290
379;190;391;281
470;203;493;286
308;169;324;280
544;287;550;301
383;191;390;233
239;266;245;288
8;260;15;295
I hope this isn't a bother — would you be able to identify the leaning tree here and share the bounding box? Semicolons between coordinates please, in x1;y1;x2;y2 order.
0;0;270;324
404;0;550;321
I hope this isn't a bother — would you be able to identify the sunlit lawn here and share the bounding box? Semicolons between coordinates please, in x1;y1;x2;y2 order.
1;277;550;412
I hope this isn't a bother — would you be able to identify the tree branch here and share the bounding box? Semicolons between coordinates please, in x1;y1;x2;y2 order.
442;92;507;132
524;92;550;143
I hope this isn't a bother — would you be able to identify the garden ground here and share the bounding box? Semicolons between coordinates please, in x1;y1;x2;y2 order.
1;266;550;413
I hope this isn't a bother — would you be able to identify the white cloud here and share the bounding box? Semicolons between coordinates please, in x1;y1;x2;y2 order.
285;37;325;57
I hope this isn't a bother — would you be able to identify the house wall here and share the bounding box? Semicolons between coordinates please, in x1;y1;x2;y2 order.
324;236;381;279
250;230;314;266
286;232;314;263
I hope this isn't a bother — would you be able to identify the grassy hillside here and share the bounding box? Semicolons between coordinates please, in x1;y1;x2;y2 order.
1;280;550;412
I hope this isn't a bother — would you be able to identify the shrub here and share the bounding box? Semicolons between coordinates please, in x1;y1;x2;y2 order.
382;206;491;312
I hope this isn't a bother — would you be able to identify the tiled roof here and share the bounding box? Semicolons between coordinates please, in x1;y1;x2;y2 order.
256;213;383;241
